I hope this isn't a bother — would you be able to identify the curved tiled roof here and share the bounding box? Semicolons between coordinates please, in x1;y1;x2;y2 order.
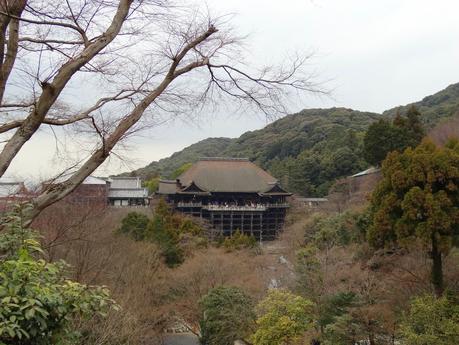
177;158;279;193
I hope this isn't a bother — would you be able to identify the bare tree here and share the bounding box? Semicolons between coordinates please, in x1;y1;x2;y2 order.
0;0;323;223
428;112;459;146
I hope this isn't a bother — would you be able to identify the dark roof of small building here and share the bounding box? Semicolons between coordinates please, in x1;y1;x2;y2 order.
158;158;289;194
158;180;178;194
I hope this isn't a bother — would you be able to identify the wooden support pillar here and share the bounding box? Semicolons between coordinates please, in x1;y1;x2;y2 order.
220;213;223;236
210;212;215;237
260;213;263;242
230;211;233;234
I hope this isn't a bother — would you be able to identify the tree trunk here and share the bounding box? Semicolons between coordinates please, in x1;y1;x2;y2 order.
0;0;133;177
431;234;444;297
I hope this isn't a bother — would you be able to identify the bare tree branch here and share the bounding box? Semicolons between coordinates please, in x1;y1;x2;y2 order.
0;1;324;224
0;0;134;176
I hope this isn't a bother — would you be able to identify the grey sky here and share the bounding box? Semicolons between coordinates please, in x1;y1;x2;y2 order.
5;0;459;180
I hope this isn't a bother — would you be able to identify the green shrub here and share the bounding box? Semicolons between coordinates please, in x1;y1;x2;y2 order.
252;289;314;345
116;200;205;268
117;211;150;241
304;211;367;249
143;176;159;194
0;205;118;344
148;206;184;268
222;230;257;251
199;286;255;345
400;294;459;345
147;199;204;267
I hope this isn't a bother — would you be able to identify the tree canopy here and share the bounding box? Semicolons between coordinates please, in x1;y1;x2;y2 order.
199;286;255;345
368;140;459;296
363;106;425;166
400;294;459;345
0;205;117;344
117;211;150;241
251;289;314;345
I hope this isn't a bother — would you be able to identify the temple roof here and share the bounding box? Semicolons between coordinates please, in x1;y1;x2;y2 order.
158;180;179;194
108;177;142;189
158;158;290;194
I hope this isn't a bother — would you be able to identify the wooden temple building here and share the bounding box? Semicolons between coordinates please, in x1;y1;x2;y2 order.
157;158;291;240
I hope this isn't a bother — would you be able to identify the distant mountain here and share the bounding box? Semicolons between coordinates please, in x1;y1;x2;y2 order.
220;108;379;163
126;82;459;196
127;137;233;179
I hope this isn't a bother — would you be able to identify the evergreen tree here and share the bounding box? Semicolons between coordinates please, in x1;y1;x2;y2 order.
199;286;255;345
368;140;459;296
118;211;150;241
252;289;314;345
363;119;403;166
363;107;425;166
400;294;459;345
405;105;425;143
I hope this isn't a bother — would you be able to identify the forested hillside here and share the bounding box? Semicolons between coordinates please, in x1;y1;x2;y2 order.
128;83;459;196
221;108;379;195
384;82;459;127
128;137;233;179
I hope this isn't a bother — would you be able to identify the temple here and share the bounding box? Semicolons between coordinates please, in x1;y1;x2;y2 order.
157;158;291;240
107;177;149;206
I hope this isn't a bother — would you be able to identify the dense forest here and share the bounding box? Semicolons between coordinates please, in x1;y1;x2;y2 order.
127;83;459;196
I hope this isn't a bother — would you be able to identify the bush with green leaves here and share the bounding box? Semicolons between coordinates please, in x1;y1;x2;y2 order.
143;176;160;194
251;289;314;345
322;313;363;345
318;292;358;333
304;211;368;250
399;294;459;345
199;286;255;345
294;245;322;299
147;199;204;267
117;211;150;241
147;206;184;268
222;230;257;252
0;205;118;344
116;199;205;268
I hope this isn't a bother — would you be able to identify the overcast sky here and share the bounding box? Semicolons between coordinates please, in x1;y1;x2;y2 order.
5;0;459;180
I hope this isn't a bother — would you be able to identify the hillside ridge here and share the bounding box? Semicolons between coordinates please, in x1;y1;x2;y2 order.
125;82;459;196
